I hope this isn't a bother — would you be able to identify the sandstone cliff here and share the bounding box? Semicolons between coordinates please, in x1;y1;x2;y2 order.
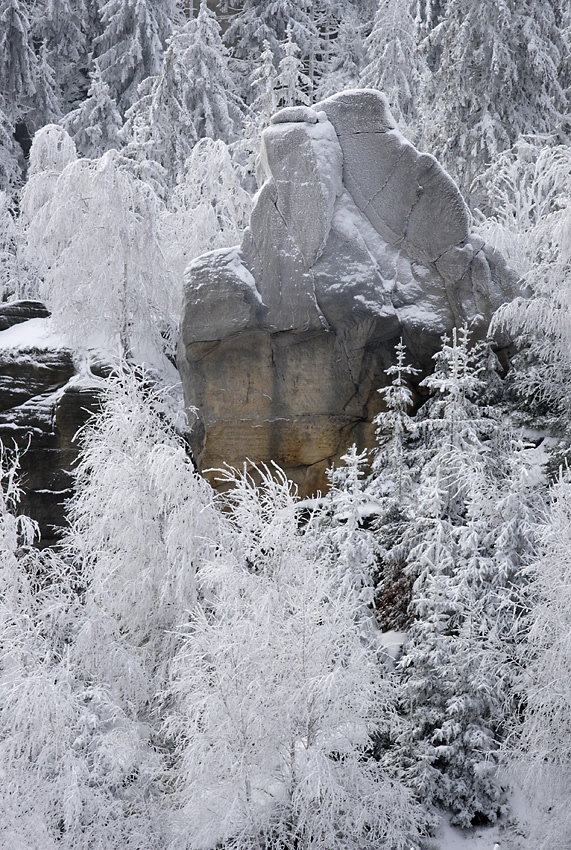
179;90;521;496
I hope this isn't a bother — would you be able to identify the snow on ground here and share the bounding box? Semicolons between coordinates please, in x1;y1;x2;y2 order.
430;780;537;850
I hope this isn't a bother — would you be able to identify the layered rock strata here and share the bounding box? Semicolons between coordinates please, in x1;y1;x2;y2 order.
179;89;520;496
0;302;101;545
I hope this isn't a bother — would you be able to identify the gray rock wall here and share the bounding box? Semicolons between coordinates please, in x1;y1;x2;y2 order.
179;89;520;496
0;302;102;545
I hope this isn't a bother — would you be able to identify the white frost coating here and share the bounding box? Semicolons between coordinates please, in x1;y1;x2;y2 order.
0;317;69;350
378;630;408;661
224;248;262;300
187;246;262;302
304;119;344;261
329;191;405;291
270;105;320;124
305;118;344;201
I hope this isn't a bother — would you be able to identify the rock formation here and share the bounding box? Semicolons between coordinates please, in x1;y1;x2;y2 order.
179;89;520;496
0;302;101;545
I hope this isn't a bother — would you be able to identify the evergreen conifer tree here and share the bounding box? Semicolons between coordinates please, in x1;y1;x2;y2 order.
396;329;529;826
421;0;567;199
138;0;246;185
93;0;179;115
276;27;311;108
63;64;123;158
360;0;425;136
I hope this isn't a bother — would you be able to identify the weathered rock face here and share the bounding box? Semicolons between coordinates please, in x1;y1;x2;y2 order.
0;302;101;545
179;89;520;496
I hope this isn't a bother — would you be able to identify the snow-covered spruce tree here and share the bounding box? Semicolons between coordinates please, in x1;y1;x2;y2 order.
276;26;311;108
224;0;316;74
159;137;251;285
30;0;91;117
360;0;426;138
420;0;568;200
63;64;123;159
314;5;365;101
481;141;571;421
0;102;23;193
370;338;419;508
167;463;421;850
510;471;571;850
248;38;279;131
92;0;179;115
321;446;380;610
0;0;47;189
0;190;20;299
134;0;246;187
22;134;178;361
367;339;419;632
0;1;36;126
397;328;530;826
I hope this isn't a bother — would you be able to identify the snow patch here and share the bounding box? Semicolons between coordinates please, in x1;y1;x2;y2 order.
0;317;69;351
378;630;407;661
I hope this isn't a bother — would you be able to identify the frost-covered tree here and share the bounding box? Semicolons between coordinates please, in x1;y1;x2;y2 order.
0;0;37;125
168;463;421;850
0;0;62;141
315;6;365;100
366;341;419;631
30;0;91;115
0;443;74;849
0;103;23;192
421;0;568;197
370;339;419;505
360;0;425;135
276;27;311;108
63;64;123;158
19;123;78;297
0;369;221;849
159;137;251;284
249;39;279;130
93;0;179;115
0;190;20;299
322;446;380;610
0;0;61;162
396;328;527;826
134;0;246;186
22;136;178;361
483;141;571;418
64;367;219;679
225;0;317;68
511;471;571;850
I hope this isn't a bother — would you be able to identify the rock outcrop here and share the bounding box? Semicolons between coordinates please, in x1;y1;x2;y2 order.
0;302;101;545
179;89;520;496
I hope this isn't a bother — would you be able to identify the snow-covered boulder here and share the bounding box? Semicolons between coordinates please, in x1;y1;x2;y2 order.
179;89;520;496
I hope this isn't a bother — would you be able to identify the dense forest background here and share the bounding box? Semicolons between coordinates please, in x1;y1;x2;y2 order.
1;1;571;848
